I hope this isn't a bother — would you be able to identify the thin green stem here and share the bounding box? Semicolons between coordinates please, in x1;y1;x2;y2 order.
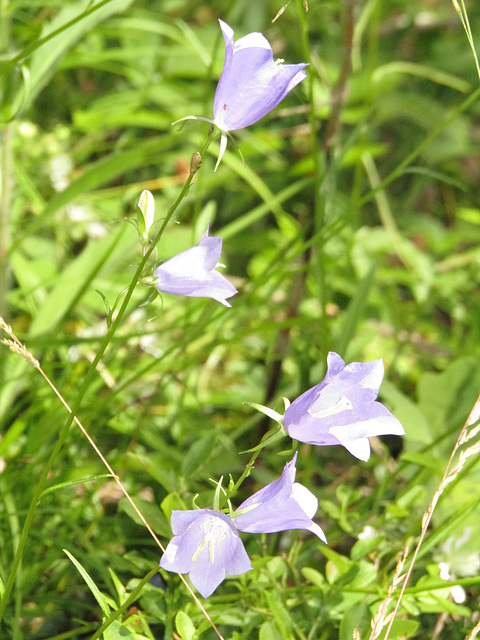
223;427;287;510
0;136;213;624
295;0;327;356
0;0;114;70
0;124;11;322
0;0;12;319
357;84;480;208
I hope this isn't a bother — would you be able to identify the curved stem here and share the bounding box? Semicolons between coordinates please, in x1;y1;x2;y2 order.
0;135;213;624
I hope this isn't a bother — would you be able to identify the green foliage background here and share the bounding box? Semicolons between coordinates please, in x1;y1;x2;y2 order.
1;0;480;638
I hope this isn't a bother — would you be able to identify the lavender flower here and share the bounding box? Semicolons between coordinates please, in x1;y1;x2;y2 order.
160;509;252;598
174;20;307;169
283;352;405;461
154;227;237;307
213;20;308;131
233;453;327;543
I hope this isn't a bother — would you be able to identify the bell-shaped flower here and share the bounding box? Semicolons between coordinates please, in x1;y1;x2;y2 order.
174;20;308;169
160;509;252;599
233;453;327;543
154;227;237;307
283;352;405;462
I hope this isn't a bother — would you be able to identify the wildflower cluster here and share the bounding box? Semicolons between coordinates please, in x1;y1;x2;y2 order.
148;19;405;599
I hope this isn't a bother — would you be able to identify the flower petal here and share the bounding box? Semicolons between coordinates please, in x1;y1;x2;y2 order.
283;352;404;458
233;454;326;542
154;227;237;306
160;510;251;598
213;20;308;132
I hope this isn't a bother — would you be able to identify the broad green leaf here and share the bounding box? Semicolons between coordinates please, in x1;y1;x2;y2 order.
377;618;420;640
28;225;127;337
175;611;196;640
320;547;352;577
104;620;136;640
351;536;385;562
301;567;328;592
379;381;432;447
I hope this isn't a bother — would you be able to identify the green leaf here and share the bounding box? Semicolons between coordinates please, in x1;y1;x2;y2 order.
28;225;127;337
63;548;111;617
339;601;371;640
175;611;196;640
301;567;328;592
181;436;214;478
351;536;385;562
335;265;376;358
380;381;432;447
104;620;136;640
417;494;480;560
259;621;283;640
118;497;170;538
400;452;444;476
15;137;172;247
265;591;292;640
320;547;352;580
377;618;420;640
40;474;112;499
22;0;133;112
129;452;178;494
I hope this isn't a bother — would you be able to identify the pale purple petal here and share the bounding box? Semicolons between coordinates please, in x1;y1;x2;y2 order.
213;20;308;132
154;227;237;307
233;454;326;542
160;509;251;598
283;352;405;460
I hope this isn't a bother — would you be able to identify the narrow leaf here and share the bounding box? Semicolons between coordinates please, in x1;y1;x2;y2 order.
63;549;112;617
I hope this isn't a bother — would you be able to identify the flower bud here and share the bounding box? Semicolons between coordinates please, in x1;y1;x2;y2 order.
190;152;202;175
137;189;155;240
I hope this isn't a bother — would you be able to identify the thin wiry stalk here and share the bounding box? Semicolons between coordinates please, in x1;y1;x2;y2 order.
0;318;225;640
452;0;480;82
368;392;480;640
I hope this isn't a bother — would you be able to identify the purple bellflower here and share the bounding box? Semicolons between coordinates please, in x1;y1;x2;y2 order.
154;227;237;307
160;509;252;599
233;453;327;543
174;20;308;169
283;352;405;462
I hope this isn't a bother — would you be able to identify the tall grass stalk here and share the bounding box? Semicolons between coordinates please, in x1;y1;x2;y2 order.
368;393;480;640
0;140;226;638
0;313;225;639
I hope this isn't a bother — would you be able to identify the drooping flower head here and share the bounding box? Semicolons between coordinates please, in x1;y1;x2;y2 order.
213;20;308;132
174;20;308;169
233;453;327;543
283;352;405;461
160;509;252;598
154;227;237;307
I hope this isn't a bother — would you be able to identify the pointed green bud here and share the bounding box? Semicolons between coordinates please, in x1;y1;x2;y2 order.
137;189;155;240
